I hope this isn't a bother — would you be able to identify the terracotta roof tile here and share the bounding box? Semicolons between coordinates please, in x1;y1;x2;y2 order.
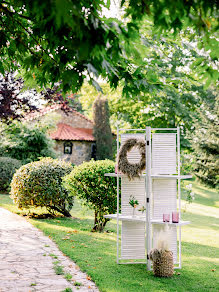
24;104;93;124
50;123;95;141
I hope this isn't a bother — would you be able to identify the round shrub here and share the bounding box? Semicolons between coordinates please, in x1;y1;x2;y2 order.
10;157;74;216
0;157;22;192
64;159;117;232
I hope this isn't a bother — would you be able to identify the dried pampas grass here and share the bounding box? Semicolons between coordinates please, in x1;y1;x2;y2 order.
118;138;146;180
149;226;174;277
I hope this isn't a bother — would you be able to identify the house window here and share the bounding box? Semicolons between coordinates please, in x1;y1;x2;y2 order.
64;142;73;154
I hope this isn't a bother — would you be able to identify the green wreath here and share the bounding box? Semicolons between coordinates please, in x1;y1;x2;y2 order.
118;138;146;180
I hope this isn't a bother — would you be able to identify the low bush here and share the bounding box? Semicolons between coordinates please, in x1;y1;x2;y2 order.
10;157;73;216
0;157;22;192
64;159;117;232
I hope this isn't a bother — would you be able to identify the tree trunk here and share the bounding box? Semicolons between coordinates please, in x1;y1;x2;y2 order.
92;210;109;232
50;205;71;217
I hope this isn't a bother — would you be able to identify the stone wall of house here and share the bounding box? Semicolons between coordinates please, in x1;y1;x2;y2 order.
56;109;93;129
54;140;94;165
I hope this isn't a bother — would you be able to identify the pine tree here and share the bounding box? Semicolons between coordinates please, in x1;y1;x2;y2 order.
191;94;219;188
93;98;113;160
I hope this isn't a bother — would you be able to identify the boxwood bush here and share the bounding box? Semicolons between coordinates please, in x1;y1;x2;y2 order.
64;159;117;232
10;157;74;216
0;157;22;192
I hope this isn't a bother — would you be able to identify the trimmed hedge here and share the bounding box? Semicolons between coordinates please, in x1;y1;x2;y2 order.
64;159;117;232
10;157;74;216
0;157;22;192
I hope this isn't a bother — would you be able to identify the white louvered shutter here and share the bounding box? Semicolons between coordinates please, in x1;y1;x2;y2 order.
151;133;178;263
121;177;145;216
152;179;178;263
121;222;146;260
120;134;146;260
152;133;177;175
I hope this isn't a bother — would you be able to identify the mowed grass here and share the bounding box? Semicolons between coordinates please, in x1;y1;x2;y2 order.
0;180;219;292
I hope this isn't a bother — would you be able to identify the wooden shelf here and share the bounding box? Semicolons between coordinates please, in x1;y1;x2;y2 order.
104;173;192;180
151;175;192;179
104;214;145;222
151;219;190;226
104;214;190;226
104;173;146;177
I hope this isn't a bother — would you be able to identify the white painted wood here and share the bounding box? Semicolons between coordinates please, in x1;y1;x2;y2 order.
105;173;192;179
151;177;178;263
119;133;147;262
146;126;152;270
121;177;145;216
106;127;191;268
104;214;190;226
150;220;190;226
116;125;120;264
121;221;146;260
152;133;177;175
152;179;177;220
177;126;182;268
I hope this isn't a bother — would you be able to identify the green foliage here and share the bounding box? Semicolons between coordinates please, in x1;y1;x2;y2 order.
64;273;73;281
64;160;117;231
0;1;217;95
79;23;217;148
74;282;82;287
62;288;73;292
0;121;56;164
0;157;22;192
129;195;139;208
93;98;113;160
190;95;219;188
54;264;64;275
10;158;74;216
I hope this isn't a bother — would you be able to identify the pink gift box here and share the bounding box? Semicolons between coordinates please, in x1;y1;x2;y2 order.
172;212;179;223
163;214;170;222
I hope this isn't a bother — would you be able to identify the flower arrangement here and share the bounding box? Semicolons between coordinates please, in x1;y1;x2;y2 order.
129;195;139;216
129;195;139;208
129;196;146;216
185;183;195;203
138;206;146;214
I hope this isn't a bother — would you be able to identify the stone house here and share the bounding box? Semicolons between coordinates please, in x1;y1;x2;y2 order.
26;104;96;165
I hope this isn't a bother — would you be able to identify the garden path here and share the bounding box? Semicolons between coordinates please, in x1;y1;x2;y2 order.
0;207;99;292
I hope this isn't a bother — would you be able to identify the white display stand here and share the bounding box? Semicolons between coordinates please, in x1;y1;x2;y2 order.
104;126;192;270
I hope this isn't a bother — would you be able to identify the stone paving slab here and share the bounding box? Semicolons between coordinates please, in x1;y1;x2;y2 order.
0;207;99;292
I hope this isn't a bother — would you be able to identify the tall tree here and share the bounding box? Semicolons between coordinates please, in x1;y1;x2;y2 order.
190;93;219;188
93;98;113;160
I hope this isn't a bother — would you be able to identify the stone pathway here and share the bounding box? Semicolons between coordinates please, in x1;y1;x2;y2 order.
0;207;99;292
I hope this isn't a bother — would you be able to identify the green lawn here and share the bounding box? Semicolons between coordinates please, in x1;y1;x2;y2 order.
0;180;219;292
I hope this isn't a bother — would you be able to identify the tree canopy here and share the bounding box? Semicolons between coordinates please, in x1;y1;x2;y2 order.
0;0;218;94
93;98;113;160
78;24;217;147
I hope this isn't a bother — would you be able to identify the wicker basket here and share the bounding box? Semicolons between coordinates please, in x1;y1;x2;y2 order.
152;250;174;277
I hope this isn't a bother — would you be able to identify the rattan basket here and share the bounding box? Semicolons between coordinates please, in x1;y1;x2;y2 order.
150;250;174;277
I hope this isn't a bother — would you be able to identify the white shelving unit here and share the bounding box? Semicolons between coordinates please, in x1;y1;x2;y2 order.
104;126;192;269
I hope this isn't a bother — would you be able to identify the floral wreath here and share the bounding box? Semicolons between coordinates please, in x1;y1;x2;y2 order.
118;138;146;180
